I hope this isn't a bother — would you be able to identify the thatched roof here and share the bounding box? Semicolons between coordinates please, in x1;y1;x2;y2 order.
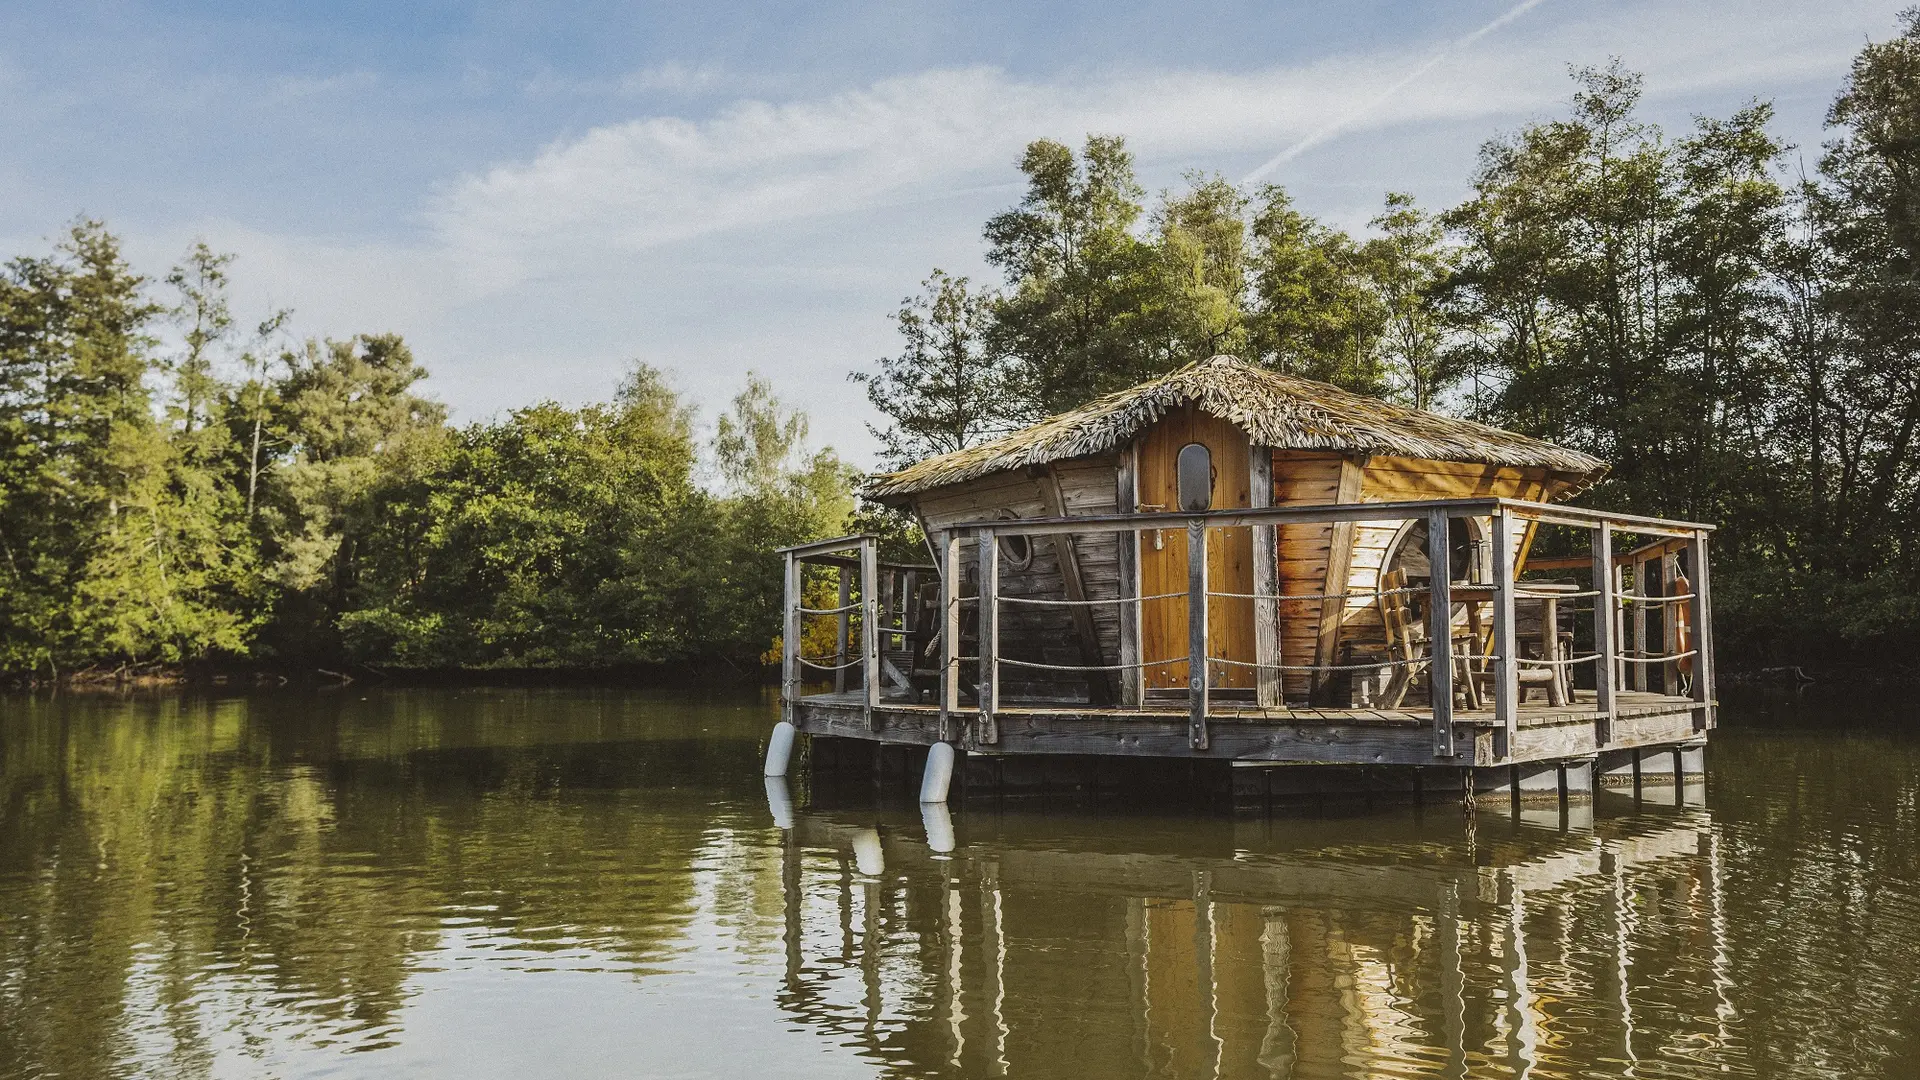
865;355;1607;500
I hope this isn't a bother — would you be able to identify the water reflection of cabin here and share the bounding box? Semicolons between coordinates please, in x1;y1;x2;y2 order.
781;356;1716;784
774;805;1726;1079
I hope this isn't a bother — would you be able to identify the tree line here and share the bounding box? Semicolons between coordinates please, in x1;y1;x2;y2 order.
9;16;1920;680
0;229;856;680
859;21;1920;668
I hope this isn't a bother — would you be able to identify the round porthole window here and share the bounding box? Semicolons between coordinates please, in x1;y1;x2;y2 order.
996;510;1033;570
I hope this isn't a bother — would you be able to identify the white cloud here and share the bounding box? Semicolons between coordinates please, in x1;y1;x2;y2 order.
428;0;1890;293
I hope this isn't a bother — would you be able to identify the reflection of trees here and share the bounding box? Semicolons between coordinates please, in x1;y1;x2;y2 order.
772;808;1749;1079
0;690;733;1077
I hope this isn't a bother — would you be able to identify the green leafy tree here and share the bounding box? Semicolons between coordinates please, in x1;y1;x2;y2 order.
984;136;1169;416
854;270;1011;467
1245;186;1389;394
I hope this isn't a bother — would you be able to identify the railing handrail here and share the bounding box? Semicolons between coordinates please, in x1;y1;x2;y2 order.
929;496;1714;539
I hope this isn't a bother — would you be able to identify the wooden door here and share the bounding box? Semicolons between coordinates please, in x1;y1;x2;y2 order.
1137;406;1255;690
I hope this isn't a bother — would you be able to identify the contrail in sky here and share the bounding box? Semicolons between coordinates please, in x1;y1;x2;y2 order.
1242;0;1552;183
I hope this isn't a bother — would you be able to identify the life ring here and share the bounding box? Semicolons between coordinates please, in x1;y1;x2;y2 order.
1672;573;1693;674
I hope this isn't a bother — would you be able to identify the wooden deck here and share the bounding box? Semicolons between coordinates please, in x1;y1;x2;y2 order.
792;688;1708;769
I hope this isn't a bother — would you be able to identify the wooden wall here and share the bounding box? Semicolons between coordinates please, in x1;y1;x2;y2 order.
1290;455;1560;698
905;430;1583;706
912;455;1123;703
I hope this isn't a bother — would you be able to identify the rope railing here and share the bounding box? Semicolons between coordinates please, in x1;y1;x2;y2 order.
997;590;1186;607
1620;593;1696;604
1515;652;1602;668
798;656;865;671
994;656;1185;673
1621;650;1699;664
797;603;860;616
1204;585;1427;602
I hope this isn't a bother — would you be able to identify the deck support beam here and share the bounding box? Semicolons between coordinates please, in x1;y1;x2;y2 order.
1188;520;1209;750
1428;509;1455;757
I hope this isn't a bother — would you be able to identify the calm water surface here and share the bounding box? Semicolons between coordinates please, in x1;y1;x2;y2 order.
3;687;1919;1079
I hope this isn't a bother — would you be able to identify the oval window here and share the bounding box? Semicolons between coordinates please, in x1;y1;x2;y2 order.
996;510;1033;570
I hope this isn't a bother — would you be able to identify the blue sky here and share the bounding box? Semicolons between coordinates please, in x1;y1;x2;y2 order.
0;0;1904;465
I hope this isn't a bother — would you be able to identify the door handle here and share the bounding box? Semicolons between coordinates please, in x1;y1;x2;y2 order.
1139;504;1167;550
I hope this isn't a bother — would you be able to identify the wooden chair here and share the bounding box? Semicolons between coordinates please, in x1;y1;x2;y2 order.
1376;569;1482;710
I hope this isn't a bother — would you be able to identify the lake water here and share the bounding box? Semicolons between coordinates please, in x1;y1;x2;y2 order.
2;687;1918;1079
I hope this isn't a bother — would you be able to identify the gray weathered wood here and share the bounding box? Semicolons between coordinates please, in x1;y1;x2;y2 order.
1249;446;1283;708
1189;521;1209;750
1490;509;1518;758
1041;464;1113;705
978;526;999;745
1116;445;1143;707
783;551;801;727
1592;522;1617;741
1630;556;1648;692
1689;530;1714;730
1311;454;1368;700
1428;509;1454;756
861;536;880;727
834;568;851;695
938;531;960;741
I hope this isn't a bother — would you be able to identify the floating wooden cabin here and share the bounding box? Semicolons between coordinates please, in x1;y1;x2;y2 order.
778;356;1715;791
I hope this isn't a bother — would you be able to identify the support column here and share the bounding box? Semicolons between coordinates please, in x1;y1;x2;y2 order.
939;531;961;742
861;536;880;728
1428;509;1455;757
1490;509;1518;758
1688;530;1715;731
1188;520;1210;751
1593;523;1617;743
783;551;801;726
1249;446;1283;707
978;527;999;746
835;567;852;694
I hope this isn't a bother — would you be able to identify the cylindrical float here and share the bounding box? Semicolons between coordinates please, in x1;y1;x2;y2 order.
763;776;794;830
763;721;797;777
919;741;956;803
921;801;955;854
851;828;885;877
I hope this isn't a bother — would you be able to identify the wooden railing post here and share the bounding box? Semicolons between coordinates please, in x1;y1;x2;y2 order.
1188;520;1209;750
1249;446;1283;708
938;530;960;742
1688;530;1715;731
1428;509;1455;757
1630;556;1648;692
1489;509;1518;758
977;526;999;745
1592;522;1617;743
783;551;801;726
834;566;851;694
860;535;880;729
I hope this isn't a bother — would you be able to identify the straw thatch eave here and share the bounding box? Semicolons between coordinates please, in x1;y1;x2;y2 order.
864;356;1608;501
